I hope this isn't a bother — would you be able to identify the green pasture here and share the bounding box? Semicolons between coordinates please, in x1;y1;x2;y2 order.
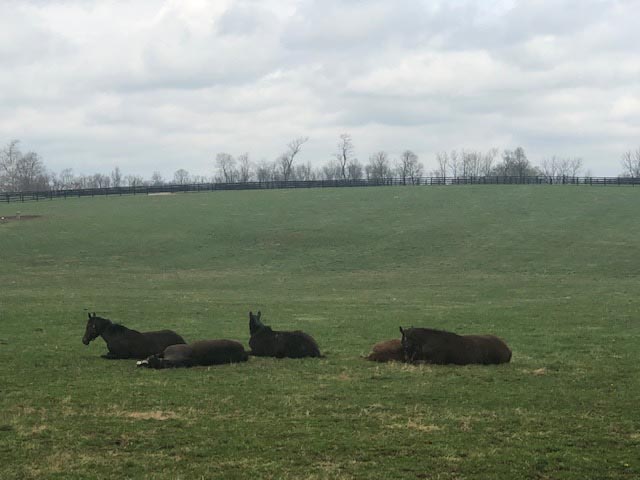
0;185;639;479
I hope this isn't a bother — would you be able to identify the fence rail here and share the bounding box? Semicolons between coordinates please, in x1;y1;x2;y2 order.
1;175;639;203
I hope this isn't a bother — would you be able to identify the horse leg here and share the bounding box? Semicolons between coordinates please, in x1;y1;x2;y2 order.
137;355;165;368
137;356;192;369
102;351;130;359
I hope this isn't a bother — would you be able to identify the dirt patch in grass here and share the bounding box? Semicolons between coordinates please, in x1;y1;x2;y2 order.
388;420;443;433
520;367;549;376
124;411;179;421
0;214;42;223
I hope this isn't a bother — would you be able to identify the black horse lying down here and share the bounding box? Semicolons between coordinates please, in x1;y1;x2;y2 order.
82;312;186;359
399;327;511;365
137;340;248;368
249;311;322;358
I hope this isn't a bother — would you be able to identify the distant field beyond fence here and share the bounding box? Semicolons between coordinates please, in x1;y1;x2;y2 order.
2;175;639;203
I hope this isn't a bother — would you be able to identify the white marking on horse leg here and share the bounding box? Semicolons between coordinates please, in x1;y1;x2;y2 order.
136;360;148;367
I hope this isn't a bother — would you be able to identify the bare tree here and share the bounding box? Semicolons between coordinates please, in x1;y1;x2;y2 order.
278;136;309;181
395;150;423;184
111;167;123;188
461;149;498;177
366;151;392;181
0;140;49;191
92;173;111;188
347;159;364;180
334;133;356;180
50;168;75;190
565;158;583;177
433;151;449;178
173;169;190;185
256;160;277;182
480;148;498;176
215;152;238;183
462;150;480;177
294;162;317;181
0;140;21;191
151;171;164;186
448;150;461;177
191;175;210;184
321;160;341;180
620;148;640;177
16;151;48;191
434;148;496;178
237;153;252;182
561;157;582;177
492;147;538;176
125;175;144;187
540;156;583;180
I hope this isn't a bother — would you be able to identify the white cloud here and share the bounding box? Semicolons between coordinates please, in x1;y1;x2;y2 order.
0;0;639;178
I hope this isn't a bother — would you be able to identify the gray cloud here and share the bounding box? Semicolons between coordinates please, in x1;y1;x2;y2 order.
0;0;638;178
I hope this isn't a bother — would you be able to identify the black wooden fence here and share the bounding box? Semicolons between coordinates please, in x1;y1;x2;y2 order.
1;175;639;203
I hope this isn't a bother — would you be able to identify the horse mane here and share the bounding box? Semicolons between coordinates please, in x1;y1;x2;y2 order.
94;316;130;334
110;323;129;333
413;327;458;336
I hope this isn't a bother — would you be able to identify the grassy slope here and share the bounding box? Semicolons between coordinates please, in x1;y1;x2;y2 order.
0;186;639;479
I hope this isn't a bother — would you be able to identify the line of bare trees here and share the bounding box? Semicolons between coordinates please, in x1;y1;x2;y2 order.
432;147;586;179
0;140;213;192
214;135;424;184
3;136;640;193
213;137;591;185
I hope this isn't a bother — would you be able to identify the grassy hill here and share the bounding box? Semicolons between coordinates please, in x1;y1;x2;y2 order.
1;186;639;479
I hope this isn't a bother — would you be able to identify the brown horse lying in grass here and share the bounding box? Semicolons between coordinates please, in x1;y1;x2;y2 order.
365;339;404;362
137;340;249;368
82;313;186;359
399;327;511;365
249;311;322;358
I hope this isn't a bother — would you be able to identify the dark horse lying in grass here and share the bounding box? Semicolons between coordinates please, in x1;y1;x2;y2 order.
365;339;404;362
249;311;322;358
82;312;186;359
137;340;249;369
399;327;512;365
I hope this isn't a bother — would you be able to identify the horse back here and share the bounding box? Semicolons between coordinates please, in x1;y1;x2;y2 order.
189;339;249;365
250;329;321;358
464;335;512;364
366;339;404;362
111;329;184;359
140;329;186;353
403;328;511;365
404;328;467;364
142;339;248;368
278;330;321;358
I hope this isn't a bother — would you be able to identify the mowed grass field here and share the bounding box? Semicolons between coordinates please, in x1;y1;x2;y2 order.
1;185;639;479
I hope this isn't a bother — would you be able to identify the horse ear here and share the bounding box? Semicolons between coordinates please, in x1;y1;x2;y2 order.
257;311;261;319
399;326;404;335
88;312;92;320
249;311;253;317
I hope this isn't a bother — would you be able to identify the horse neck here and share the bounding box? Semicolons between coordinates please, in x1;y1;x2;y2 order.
99;321;131;341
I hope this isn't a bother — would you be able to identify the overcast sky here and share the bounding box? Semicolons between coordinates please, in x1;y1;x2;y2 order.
1;0;638;178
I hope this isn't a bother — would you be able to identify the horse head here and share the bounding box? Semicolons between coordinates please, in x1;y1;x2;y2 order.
249;311;271;335
399;326;413;362
82;312;110;345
